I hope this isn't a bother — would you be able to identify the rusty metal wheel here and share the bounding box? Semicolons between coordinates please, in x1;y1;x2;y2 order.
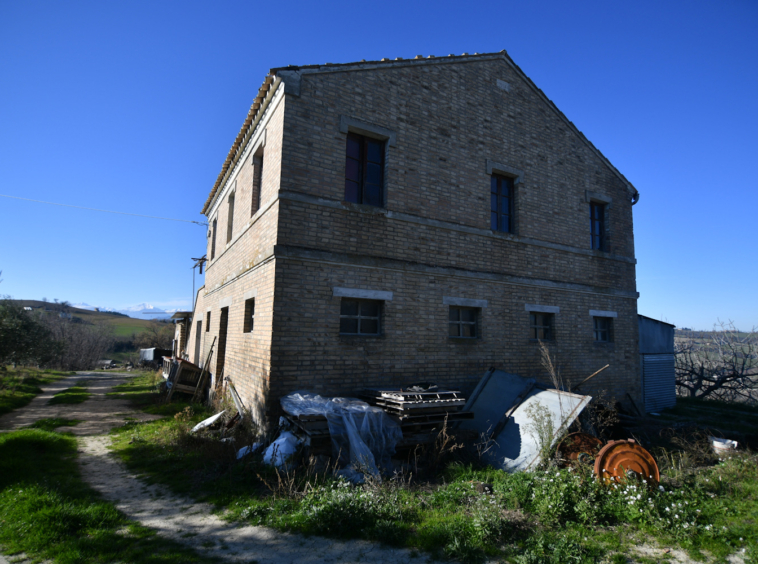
593;439;660;484
556;432;603;467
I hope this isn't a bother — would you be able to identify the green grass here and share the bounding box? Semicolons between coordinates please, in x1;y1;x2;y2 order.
0;428;220;563
107;371;193;417
47;380;91;405
29;418;82;432
109;398;758;563
0;368;74;416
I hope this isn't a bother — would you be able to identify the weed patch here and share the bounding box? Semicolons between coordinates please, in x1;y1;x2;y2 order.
28;417;82;432
0;368;73;416
47;380;91;405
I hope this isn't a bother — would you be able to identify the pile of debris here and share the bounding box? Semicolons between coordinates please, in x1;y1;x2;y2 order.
359;384;473;447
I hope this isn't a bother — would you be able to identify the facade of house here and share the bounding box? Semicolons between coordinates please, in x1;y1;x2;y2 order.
186;51;641;425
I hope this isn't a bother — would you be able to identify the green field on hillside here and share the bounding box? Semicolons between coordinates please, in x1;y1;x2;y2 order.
10;300;164;339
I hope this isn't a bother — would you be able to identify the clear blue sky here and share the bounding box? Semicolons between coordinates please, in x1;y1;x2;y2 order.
1;1;756;330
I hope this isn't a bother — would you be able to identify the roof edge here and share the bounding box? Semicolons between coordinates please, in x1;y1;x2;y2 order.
201;51;639;216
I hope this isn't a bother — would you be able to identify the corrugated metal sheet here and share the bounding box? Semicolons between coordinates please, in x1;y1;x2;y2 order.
642;354;676;412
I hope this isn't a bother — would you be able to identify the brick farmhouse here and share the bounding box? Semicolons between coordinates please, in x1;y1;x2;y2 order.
184;51;641;425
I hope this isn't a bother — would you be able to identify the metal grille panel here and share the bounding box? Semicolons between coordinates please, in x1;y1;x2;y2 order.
642;354;676;412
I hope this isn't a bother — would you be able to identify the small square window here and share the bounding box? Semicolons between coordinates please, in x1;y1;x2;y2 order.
530;312;554;340
339;298;381;335
345;133;385;207
593;317;612;342
205;311;211;332
449;306;479;338
243;298;255;333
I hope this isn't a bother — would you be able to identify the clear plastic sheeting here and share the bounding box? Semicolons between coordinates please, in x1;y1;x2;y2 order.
280;391;402;480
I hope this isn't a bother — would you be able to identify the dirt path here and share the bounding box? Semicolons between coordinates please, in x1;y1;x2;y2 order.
0;371;158;433
2;372;433;563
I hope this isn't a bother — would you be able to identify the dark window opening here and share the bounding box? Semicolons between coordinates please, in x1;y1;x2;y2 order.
244;298;255;333
210;218;217;260
590;202;605;250
251;153;263;216
339;298;381;335
449;307;479;338
530;312;554;340
345;132;384;207
593;317;612;342
226;193;235;244
491;174;514;232
205;311;211;332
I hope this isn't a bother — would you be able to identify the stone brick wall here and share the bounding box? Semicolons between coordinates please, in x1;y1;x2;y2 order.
189;54;641;425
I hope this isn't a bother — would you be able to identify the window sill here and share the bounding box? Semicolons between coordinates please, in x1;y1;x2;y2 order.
339;334;384;342
341;201;388;215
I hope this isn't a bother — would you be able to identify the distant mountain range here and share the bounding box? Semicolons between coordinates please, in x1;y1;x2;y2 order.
71;302;179;320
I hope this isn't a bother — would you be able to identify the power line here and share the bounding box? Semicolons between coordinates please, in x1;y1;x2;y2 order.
0;194;208;226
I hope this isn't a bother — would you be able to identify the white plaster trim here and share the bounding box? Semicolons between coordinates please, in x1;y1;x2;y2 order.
585;190;612;204
443;296;488;308
590;309;617;318
206;307;212;312
333;287;393;301
339;115;397;146
525;304;560;314
219;297;233;308
486;159;524;184
243;289;257;301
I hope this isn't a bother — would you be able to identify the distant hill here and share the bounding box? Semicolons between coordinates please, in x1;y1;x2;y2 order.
7;299;166;339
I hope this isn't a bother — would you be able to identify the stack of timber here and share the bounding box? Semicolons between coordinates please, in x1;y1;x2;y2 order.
282;412;330;439
360;387;473;446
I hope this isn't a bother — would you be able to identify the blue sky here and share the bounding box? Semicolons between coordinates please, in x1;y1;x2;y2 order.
1;0;756;330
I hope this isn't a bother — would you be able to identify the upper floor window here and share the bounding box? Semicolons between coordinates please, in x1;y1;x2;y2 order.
226;192;235;244
491;174;514;233
251;152;263;216
210;218;217;260
590;201;606;250
339;298;381;335
345;133;384;207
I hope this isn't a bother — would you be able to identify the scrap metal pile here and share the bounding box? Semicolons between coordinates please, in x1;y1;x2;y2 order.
272;368;661;484
358;385;473;447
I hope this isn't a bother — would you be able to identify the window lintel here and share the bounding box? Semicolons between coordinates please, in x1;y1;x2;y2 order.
525;304;560;314
486;160;524;184
333;287;393;301
585;190;612;205
339;115;396;147
443;296;488;308
590;309;617;318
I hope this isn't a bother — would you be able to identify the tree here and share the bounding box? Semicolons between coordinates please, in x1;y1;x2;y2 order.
676;321;758;403
0;299;62;366
39;313;114;371
133;321;174;350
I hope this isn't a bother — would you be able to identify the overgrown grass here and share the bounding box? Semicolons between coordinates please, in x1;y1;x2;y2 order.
47;380;91;405
110;399;758;563
0;427;219;563
0;367;74;416
107;371;195;417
